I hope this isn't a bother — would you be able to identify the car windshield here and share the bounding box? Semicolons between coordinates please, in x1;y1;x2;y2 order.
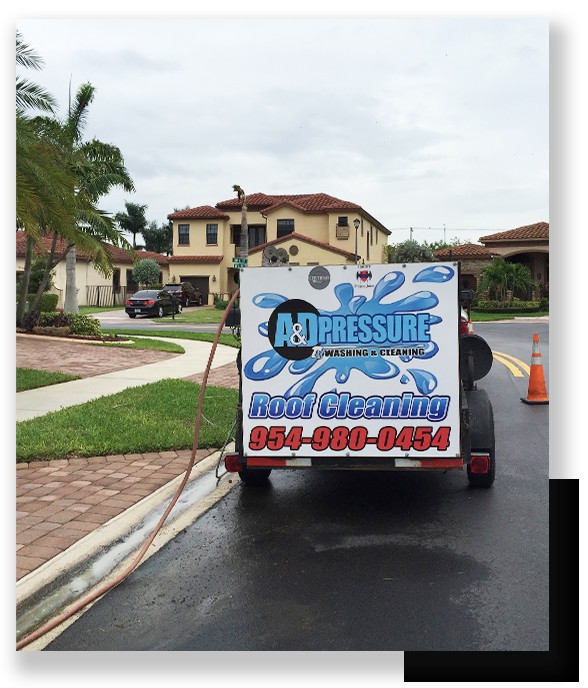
132;291;159;299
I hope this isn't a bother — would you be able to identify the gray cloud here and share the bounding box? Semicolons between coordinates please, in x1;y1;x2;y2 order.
17;17;548;241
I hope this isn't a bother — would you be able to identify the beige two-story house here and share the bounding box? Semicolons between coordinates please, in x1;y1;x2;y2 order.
167;192;390;303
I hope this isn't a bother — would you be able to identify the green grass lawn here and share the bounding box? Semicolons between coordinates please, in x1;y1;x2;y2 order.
79;306;125;315
101;329;240;348
17;368;81;392
91;336;185;353
470;310;549;322
16;379;239;462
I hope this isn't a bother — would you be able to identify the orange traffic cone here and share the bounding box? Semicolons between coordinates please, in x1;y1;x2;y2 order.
521;333;549;405
468;318;474;334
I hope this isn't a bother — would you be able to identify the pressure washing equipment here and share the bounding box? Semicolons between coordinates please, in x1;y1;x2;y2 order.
16;290;241;651
224;260;496;489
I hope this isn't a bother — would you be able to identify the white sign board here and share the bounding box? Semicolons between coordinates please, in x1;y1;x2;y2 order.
240;263;460;459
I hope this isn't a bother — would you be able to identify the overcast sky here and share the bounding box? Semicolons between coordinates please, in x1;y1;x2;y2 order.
16;15;548;246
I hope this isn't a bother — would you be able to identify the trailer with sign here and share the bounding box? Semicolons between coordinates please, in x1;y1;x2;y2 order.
224;261;495;488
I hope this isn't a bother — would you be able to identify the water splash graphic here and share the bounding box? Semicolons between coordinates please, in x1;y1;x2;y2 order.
413;265;455;283
244;271;450;396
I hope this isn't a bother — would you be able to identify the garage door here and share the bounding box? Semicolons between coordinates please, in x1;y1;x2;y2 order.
180;276;210;303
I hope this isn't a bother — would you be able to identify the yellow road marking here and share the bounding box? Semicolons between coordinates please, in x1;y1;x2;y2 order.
492;350;530;377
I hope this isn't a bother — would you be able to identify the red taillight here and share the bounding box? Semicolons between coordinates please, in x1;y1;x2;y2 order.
470;455;489;474
126;300;132;306
460;317;468;337
225;453;242;473
145;300;155;305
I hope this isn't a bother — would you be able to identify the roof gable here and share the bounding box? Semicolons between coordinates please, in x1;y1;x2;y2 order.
248;231;357;260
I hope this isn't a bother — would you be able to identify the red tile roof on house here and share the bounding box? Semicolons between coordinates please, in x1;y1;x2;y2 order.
167;255;224;263
167;206;229;220
16;231;169;264
433;243;494;260
104;246;169;264
214;192;390;234
480;222;549;242
248;231;357;260
216;192;361;213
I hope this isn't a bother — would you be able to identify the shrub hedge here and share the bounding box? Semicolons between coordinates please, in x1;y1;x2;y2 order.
40;312;102;336
473;299;541;314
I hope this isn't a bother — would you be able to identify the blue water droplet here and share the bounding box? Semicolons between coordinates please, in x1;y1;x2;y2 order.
401;374;410;384
413;265;455;283
252;293;288;308
372;271;405;301
407;368;438;394
244;350;288;380
258;322;269;336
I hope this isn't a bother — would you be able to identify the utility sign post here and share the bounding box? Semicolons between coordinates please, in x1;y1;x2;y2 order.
232;257;248;269
238;263;461;462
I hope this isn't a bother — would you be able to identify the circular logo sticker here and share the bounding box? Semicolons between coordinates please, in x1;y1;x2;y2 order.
308;266;330;290
267;299;319;360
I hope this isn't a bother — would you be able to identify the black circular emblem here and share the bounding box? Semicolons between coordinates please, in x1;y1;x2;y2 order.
267;299;319;360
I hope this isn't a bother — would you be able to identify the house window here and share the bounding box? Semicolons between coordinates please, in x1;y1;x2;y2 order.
178;224;190;245
206;223;218;245
231;225;266;248
338;216;348;226
277;219;295;238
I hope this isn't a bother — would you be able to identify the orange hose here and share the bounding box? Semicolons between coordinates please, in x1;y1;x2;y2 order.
17;289;241;650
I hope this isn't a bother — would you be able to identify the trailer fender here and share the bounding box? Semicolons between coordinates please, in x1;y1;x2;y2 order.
464;388;495;452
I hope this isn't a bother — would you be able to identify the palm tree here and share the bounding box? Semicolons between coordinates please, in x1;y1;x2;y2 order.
115;201;148;250
16;30;56;114
233;184;248;259
15;32;78;326
477;257;537;305
26;82;135;316
508;262;538;300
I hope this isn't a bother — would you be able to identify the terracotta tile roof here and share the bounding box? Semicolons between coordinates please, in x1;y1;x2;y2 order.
248;232;357;260
16;231;169;264
216;192;390;235
167;206;229;220
215;192;362;213
480;222;549;242
433;243;494;259
167;255;224;263
104;246;169;264
167;193;389;234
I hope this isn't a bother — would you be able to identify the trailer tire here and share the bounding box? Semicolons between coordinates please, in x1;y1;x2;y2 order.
466;388;496;488
238;467;272;485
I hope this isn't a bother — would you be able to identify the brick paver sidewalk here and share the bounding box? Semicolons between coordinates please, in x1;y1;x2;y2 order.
16;448;215;581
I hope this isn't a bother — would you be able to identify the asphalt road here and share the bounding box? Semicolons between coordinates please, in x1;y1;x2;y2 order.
46;322;549;651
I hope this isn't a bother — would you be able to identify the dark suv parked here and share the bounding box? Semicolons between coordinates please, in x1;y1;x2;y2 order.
162;282;204;307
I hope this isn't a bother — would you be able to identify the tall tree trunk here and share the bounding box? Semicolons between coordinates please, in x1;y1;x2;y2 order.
16;234;34;326
240;198;248;260
64;245;79;314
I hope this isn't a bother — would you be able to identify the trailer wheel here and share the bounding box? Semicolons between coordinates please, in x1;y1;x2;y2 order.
466;387;496;488
238;467;272;485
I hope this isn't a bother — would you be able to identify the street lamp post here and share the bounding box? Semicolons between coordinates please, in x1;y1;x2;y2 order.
354;217;360;265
